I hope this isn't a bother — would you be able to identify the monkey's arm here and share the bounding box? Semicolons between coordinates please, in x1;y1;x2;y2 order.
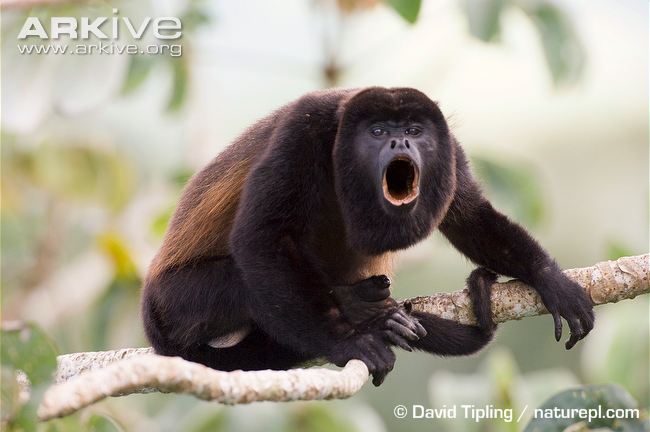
439;145;594;349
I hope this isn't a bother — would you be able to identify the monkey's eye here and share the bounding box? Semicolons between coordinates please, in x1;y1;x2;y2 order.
371;127;386;137
405;127;422;136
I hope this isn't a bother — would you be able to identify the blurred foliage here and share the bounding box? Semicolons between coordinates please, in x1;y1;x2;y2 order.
522;2;584;85
382;0;421;23
2;0;211;115
150;167;193;238
65;414;123;432
151;206;175;238
465;0;506;42
524;384;649;432
120;56;155;96
605;241;635;261
463;0;584;85
1;323;58;387
167;57;191;112
121;0;210;111
44;414;124;432
581;301;650;409
89;233;142;351
287;405;357;432
1;137;137;304
339;0;584;85
2;140;135;214
471;154;545;228
428;324;650;432
1;322;57;430
429;349;580;431
1;323;125;431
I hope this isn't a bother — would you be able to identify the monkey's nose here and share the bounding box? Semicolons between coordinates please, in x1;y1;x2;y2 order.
390;139;410;150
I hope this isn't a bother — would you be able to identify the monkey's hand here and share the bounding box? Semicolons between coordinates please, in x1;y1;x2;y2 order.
382;308;427;352
331;275;427;353
331;275;392;327
536;268;595;349
327;331;396;387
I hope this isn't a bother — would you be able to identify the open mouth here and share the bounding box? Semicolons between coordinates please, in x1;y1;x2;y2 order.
382;156;420;206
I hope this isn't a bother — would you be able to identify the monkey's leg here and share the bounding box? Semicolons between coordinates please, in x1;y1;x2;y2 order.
142;257;248;353
406;267;497;356
182;326;309;371
142;256;306;370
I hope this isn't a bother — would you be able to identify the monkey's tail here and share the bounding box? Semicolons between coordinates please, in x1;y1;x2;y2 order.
466;267;498;332
405;267;498;356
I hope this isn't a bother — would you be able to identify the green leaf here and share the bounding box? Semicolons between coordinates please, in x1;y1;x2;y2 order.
383;0;421;24
43;415;86;432
605;240;634;261
520;2;585;85
167;57;189;112
8;401;38;432
172;167;194;187
471;155;545;227
464;0;505;42
87;276;141;351
287;405;357;432
121;56;156;96
85;413;123;432
1;368;22;425
181;7;211;31
486;349;518;397
524;384;647;432
151;205;174;238
1;322;58;386
187;410;227;432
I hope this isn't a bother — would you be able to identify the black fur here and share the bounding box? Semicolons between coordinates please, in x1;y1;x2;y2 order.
142;87;594;386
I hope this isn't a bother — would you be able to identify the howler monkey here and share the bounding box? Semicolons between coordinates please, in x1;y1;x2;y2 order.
141;87;594;386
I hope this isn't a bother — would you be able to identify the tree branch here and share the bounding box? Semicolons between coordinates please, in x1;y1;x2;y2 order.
38;254;649;421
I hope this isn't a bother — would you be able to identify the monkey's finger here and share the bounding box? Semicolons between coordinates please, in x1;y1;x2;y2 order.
386;319;419;341
372;343;395;368
413;319;427;338
370;347;394;387
362;339;392;372
580;306;595;334
565;317;584;350
384;330;412;351
372;370;388;386
552;311;563;341
565;333;580;350
390;312;418;333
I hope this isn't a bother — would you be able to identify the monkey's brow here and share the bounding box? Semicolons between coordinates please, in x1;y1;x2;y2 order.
372;120;423;128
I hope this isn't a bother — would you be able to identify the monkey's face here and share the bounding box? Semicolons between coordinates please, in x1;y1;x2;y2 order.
334;87;456;254
355;121;436;213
